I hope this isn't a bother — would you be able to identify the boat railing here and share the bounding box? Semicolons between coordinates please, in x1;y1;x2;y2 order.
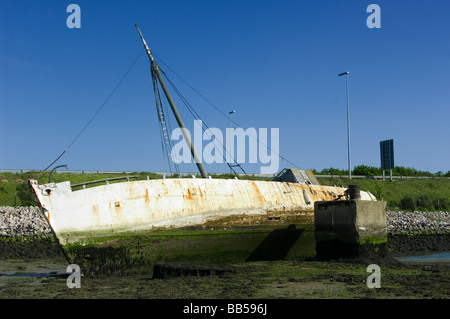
71;176;140;190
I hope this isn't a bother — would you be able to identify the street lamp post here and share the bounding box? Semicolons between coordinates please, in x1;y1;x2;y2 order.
228;110;236;174
338;71;351;179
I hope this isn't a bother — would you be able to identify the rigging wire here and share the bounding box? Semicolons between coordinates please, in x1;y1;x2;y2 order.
43;49;145;171
152;70;170;174
160;67;247;176
43;47;302;174
154;53;302;171
157;72;180;174
161;92;180;174
151;67;180;175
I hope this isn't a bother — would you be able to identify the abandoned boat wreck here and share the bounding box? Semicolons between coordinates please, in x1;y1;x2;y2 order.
29;26;377;248
29;169;376;245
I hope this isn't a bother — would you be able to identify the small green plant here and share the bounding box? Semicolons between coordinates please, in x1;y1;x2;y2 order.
399;195;415;211
415;195;433;210
15;182;37;206
434;198;449;211
374;183;384;199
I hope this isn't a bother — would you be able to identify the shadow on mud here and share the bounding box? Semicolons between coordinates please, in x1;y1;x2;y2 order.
246;224;304;261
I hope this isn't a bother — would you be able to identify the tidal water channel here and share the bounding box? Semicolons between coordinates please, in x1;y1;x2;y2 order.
395;251;450;264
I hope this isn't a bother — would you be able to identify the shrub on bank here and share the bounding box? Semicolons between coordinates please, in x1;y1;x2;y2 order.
399;195;415;211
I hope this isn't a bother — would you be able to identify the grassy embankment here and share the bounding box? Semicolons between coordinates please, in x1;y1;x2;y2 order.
1;171;450;211
318;177;450;212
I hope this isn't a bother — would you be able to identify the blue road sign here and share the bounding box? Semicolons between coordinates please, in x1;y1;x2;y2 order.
380;139;394;170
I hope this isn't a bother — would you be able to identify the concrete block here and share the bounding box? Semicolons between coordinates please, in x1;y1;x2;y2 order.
314;199;387;259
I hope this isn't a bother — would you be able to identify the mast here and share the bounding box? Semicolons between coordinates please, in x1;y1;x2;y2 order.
135;24;208;179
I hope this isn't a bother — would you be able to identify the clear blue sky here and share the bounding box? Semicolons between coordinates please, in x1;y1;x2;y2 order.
1;0;449;174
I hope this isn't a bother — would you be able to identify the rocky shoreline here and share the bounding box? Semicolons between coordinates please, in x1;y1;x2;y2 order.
0;206;52;237
1;206;449;238
386;210;450;234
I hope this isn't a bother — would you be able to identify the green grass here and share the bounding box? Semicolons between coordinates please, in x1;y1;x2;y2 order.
317;177;450;211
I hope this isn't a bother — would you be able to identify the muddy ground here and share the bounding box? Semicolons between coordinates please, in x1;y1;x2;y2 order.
0;234;448;301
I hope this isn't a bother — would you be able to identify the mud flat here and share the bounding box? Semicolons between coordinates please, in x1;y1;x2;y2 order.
0;206;449;299
1;256;448;300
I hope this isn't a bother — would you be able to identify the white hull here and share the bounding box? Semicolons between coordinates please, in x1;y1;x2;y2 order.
29;178;376;245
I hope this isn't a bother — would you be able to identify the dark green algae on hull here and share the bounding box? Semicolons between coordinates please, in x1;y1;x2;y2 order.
63;224;318;275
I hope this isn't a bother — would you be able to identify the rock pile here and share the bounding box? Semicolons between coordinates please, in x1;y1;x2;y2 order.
386;211;450;234
0;206;52;237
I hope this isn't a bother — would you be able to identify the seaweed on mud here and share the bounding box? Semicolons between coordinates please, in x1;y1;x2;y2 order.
69;246;152;276
0;236;62;259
